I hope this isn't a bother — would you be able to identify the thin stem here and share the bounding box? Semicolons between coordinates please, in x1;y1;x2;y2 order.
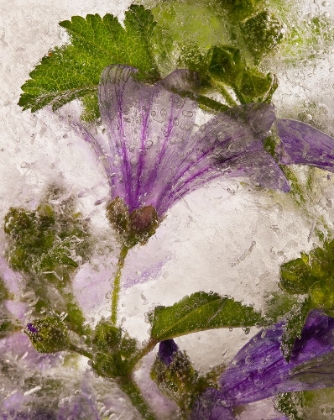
111;245;129;325
118;376;158;420
128;338;158;370
68;343;94;360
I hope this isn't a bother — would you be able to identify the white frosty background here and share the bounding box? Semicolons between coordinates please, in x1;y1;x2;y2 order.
0;0;333;410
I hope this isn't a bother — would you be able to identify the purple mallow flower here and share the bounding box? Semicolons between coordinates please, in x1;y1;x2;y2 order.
78;65;292;217
77;65;334;219
192;310;334;419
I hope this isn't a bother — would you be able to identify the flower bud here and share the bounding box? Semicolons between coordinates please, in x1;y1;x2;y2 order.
92;319;122;352
106;197;130;236
25;316;69;353
151;340;197;411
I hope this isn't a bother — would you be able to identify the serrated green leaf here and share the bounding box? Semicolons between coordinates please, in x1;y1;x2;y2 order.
150;291;263;341
18;6;159;120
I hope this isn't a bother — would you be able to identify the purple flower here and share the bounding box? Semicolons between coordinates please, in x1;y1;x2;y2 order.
158;339;179;366
192;310;334;419
78;65;291;218
76;65;334;221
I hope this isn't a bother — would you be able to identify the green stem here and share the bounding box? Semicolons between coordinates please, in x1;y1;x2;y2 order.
68;343;94;360
128;338;158;370
111;245;129;325
118;376;158;420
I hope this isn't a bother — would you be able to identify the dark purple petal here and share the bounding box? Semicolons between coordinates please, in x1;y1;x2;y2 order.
26;323;38;333
158;339;179;366
277;119;334;172
191;388;235;420
219;310;334;407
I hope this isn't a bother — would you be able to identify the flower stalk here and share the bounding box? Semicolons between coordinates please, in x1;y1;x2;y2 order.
111;245;129;325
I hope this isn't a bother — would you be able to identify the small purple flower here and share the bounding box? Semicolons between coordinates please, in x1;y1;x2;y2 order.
192;310;334;419
78;65;291;218
158;339;179;366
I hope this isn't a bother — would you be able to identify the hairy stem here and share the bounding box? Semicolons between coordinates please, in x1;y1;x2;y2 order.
118;376;158;420
111;245;129;325
128;338;158;371
68;343;94;360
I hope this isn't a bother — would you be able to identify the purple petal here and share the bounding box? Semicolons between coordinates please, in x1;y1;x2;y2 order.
277;119;334;172
219;310;334;407
158;103;290;212
191;388;235;420
0;333;61;370
158;339;179;366
0;256;22;295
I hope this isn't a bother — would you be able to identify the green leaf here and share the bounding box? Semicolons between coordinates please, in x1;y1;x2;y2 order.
18;6;159;120
220;0;258;22
149;291;263;341
263;290;299;324
280;297;311;361
279;240;334;315
280;253;314;295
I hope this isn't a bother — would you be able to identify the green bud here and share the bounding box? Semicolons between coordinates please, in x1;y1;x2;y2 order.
92;319;122;352
240;11;284;60
151;349;197;410
92;351;129;378
25;317;69;353
4;207;36;238
106;198;130;235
